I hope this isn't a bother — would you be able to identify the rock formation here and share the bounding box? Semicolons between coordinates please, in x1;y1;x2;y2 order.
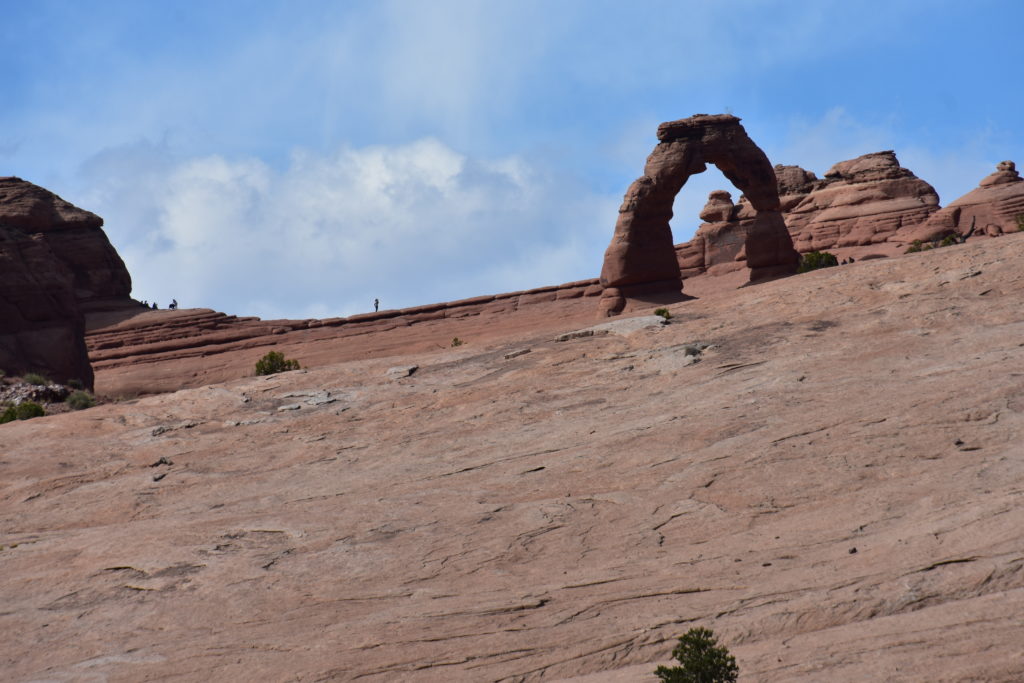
0;177;131;387
0;226;94;387
0;177;131;305
779;151;940;251
599;114;798;317
898;161;1024;243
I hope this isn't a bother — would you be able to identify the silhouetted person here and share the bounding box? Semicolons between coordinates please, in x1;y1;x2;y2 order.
151;302;158;310
169;299;178;310
374;298;379;312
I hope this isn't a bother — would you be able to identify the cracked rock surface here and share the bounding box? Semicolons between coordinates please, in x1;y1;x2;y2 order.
2;236;1024;681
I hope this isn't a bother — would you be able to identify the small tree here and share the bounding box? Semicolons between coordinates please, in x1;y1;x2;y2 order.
797;251;838;273
654;308;672;320
255;351;300;376
655;627;738;683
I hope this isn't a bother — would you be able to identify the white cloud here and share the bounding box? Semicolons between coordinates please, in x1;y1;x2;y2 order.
80;138;617;319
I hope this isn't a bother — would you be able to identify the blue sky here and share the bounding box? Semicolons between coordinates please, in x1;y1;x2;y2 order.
3;1;1022;319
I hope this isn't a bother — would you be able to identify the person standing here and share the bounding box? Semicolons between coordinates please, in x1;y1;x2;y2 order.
374;298;379;312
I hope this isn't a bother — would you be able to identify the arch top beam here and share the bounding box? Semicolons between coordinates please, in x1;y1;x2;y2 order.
598;114;798;317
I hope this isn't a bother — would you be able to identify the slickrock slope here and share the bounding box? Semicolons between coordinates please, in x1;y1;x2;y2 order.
3;235;1023;682
900;161;1024;244
86;280;603;397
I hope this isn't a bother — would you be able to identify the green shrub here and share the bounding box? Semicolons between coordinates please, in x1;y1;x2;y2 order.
654;308;672;320
655;627;738;683
451;337;464;347
9;402;45;421
66;391;96;411
255;351;300;376
23;372;48;386
797;251;839;273
940;234;958;247
1015;214;1024;232
0;405;15;424
67;378;84;390
905;240;923;253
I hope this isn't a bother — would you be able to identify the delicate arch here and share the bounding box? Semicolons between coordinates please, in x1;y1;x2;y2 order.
599;114;798;316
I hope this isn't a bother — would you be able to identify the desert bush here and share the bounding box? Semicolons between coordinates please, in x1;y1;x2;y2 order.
655;627;738;683
451;337;464;347
23;372;48;386
1015;214;1024;232
654;308;672;320
66;391;95;411
0;404;14;424
797;251;838;273
67;378;84;390
905;240;923;253
940;234;958;247
255;350;300;376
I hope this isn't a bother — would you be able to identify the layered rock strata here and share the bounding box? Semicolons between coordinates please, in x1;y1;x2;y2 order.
599;114;798;317
777;151;940;251
898;161;1024;243
86;279;603;396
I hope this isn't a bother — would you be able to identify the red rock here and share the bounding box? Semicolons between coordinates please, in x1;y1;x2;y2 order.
599;114;798;316
0;177;131;303
780;152;940;252
0;227;94;387
898;161;1024;243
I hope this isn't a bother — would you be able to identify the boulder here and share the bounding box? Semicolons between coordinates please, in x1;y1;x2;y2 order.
780;152;940;252
599;114;798;316
897;161;1024;243
0;177;131;303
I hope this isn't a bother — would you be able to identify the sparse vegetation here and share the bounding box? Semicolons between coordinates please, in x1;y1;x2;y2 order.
797;250;838;273
23;372;48;386
451;337;464;347
66;391;96;411
254;351;301;376
655;627;738;683
940;234;958;247
1015;214;1024;232
1;401;45;424
654;308;672;320
67;378;84;390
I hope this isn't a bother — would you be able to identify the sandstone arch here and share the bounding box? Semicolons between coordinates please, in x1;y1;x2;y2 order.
599;114;798;316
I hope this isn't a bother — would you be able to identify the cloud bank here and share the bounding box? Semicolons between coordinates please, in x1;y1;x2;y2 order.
80;139;617;319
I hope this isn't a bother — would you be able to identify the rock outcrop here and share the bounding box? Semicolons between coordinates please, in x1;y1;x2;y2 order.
779;151;940;251
0;177;131;387
599;114;798;317
0;226;94;387
898;161;1024;243
0;177;131;304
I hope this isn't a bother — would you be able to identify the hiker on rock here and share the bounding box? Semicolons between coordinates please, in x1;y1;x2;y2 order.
374;298;379;312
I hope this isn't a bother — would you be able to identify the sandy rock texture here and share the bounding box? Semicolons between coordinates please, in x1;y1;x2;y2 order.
902;161;1024;243
3;235;1023;682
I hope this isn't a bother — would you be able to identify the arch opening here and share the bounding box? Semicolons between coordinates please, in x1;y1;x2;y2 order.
598;114;798;317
